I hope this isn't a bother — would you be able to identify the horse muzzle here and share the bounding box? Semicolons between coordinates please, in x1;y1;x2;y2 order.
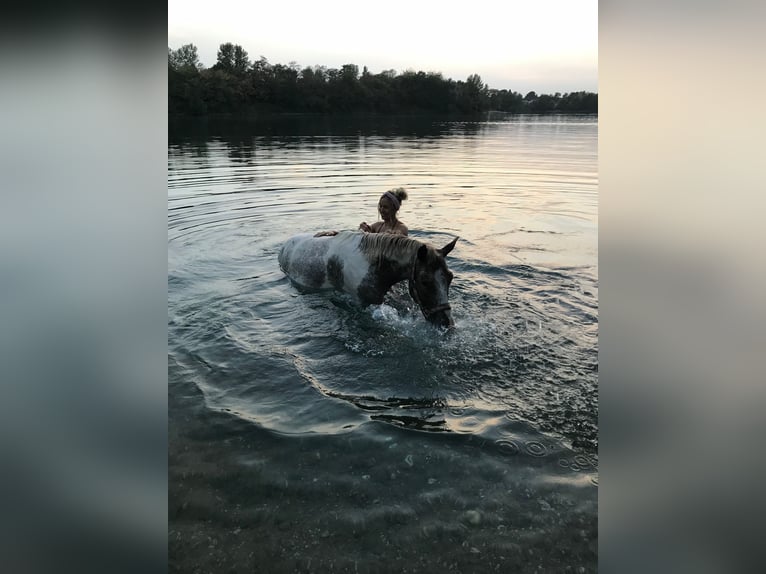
424;304;454;329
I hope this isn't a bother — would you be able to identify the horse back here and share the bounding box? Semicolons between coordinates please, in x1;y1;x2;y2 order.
279;232;367;295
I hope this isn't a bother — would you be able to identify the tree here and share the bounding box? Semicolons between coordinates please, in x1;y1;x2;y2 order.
530;93;556;112
251;56;271;76
341;64;359;81
456;74;489;113
466;74;484;92
558;91;598;113
315;64;364;111
213;42;250;75
233;45;250;74
298;66;329;111
216;42;236;71
169;44;202;72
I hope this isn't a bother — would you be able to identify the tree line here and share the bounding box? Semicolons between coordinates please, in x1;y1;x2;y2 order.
169;43;597;116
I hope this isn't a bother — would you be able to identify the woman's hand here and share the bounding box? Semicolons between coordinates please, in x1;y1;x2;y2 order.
314;230;338;237
359;222;372;232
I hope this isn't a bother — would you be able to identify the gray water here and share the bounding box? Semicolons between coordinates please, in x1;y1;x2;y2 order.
168;114;597;573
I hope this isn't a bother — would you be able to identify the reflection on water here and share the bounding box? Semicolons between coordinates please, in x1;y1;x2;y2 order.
169;113;597;572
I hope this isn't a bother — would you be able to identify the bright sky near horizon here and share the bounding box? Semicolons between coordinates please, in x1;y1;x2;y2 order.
168;0;597;94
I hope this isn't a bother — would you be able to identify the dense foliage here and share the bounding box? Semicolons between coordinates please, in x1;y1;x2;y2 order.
168;43;597;116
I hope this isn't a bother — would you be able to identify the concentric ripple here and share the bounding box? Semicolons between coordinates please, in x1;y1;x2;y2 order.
496;439;521;455
524;441;548;457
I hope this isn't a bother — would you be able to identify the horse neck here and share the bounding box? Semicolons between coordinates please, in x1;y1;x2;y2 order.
360;234;420;288
380;251;415;284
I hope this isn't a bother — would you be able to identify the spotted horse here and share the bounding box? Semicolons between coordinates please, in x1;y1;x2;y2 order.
278;231;458;328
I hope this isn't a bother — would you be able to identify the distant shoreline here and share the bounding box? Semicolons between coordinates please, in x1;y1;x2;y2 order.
168;110;598;120
169;43;597;117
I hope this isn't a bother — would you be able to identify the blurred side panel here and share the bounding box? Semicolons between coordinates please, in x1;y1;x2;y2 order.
600;1;765;573
0;6;168;574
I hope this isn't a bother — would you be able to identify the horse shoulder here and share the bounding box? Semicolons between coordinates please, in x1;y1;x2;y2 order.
324;234;367;293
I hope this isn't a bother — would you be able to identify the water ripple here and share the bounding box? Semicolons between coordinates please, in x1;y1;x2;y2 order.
169;116;598;453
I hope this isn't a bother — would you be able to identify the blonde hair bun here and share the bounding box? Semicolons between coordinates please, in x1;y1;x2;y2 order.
389;187;408;202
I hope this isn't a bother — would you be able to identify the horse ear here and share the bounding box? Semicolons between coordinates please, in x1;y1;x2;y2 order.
417;244;428;261
439;236;459;257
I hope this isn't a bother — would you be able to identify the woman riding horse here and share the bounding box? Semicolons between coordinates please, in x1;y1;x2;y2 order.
315;187;409;238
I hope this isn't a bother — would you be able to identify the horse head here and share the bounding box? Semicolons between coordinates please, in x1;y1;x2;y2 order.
408;237;458;328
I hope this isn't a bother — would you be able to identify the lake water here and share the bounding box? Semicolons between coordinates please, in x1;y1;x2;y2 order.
168;114;598;573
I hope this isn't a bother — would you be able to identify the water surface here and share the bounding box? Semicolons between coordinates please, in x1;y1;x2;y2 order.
168;113;598;572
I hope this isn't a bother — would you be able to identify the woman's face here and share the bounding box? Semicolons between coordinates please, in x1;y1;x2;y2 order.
378;197;396;221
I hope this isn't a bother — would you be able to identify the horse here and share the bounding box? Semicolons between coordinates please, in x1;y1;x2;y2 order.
278;231;459;328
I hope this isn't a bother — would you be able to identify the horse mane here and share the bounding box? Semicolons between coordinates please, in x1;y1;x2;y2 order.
358;232;423;263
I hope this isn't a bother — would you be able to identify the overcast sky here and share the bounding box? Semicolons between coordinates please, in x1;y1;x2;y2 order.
168;0;597;94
